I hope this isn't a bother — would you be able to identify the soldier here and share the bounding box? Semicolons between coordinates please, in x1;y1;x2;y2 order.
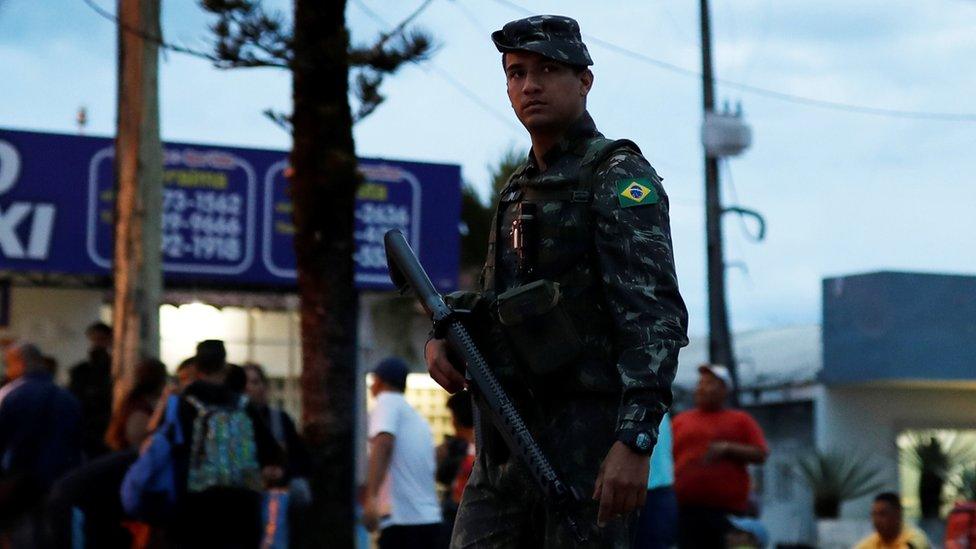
425;14;689;547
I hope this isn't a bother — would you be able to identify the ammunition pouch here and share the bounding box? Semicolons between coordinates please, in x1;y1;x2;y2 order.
495;280;582;376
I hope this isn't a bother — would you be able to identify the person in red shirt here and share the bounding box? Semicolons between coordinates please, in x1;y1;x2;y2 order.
672;364;768;548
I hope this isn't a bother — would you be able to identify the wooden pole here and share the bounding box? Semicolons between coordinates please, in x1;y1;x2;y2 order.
112;0;162;408
700;0;740;404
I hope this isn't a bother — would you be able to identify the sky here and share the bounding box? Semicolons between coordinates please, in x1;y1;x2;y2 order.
1;0;974;337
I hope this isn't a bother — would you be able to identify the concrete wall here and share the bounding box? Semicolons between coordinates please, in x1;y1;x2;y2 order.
815;384;976;518
748;401;817;545
0;286;105;382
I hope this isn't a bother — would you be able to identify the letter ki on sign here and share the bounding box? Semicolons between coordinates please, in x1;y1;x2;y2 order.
0;140;56;260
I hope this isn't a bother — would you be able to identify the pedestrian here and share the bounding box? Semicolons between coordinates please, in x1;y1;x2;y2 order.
0;342;82;547
634;412;678;549
165;339;284;549
854;492;930;549
105;358;169;452
175;356;196;391
363;357;441;548
424;14;688;547
243;362;312;546
243;363;311;489
436;390;475;547
68;321;114;458
224;363;247;396
673;364;768;548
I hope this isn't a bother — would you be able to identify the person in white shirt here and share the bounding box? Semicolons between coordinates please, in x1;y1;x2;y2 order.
364;357;442;548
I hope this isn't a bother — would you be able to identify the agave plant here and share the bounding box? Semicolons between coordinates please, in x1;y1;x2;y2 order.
796;449;886;518
900;430;976;518
956;466;976;502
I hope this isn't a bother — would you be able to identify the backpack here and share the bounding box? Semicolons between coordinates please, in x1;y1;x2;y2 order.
946;501;976;549
120;395;183;521
184;395;262;493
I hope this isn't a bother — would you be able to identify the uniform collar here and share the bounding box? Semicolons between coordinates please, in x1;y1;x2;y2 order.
525;111;601;174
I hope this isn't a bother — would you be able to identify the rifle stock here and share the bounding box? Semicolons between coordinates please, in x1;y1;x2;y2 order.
383;230;587;542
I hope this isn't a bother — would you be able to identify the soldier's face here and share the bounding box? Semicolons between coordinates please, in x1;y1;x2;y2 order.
504;51;592;134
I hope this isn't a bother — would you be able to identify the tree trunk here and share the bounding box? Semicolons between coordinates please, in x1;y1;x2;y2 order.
112;0;162;409
291;1;359;546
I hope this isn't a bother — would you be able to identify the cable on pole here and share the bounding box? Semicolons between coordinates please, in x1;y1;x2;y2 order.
489;0;976;122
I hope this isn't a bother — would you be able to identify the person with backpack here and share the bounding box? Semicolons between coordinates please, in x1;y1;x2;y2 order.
166;340;284;549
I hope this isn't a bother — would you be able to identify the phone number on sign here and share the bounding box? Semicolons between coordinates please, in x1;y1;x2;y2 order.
162;234;242;261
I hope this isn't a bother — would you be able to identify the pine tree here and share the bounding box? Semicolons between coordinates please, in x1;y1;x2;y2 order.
198;2;431;545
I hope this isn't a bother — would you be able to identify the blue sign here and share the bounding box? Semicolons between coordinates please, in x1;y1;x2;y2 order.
0;128;461;291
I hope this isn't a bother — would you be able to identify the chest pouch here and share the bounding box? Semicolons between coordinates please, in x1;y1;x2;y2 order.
495;280;582;376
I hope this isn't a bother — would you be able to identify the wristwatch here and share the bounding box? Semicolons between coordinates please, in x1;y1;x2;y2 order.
618;429;654;455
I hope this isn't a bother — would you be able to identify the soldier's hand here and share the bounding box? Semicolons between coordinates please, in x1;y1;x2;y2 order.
425;338;465;393
592;441;650;528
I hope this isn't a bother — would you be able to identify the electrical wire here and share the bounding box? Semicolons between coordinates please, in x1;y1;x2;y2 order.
422;64;523;132
81;0;222;64
489;0;976;122
722;159;763;242
353;0;522;133
450;0;491;34
350;0;389;29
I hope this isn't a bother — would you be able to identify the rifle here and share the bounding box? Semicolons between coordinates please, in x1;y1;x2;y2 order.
383;229;588;542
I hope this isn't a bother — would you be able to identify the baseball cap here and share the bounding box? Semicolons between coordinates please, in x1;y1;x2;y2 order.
372;357;409;391
491;15;593;67
698;363;733;388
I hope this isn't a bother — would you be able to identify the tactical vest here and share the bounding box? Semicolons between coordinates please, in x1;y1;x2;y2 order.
480;137;640;393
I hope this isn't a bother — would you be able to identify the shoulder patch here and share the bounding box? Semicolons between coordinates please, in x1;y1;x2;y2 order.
616;178;659;208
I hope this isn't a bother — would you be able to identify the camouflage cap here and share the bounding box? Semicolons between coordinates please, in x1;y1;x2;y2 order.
491;15;593;67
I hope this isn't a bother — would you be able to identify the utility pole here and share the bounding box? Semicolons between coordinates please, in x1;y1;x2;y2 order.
699;0;740;404
112;0;163;409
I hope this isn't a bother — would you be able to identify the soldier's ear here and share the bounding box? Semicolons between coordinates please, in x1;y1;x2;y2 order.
579;69;593;97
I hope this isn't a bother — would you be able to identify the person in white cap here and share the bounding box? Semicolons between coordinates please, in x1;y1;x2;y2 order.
672;364;768;548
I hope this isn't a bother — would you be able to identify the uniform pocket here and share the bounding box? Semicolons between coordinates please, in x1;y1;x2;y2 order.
495;280;582;376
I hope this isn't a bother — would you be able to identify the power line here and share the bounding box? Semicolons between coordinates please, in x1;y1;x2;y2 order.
422;64;522;133
450;0;492;35
81;0;221;63
373;0;436;49
489;0;976;122
722;159;761;242
350;0;388;29
353;0;522;133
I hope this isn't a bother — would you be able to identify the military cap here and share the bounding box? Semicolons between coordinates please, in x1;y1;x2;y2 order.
491;15;593;67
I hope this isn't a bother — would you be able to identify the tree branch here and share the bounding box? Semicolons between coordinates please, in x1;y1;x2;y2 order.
201;0;293;68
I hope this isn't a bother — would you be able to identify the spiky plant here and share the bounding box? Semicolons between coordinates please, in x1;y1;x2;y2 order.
955;466;976;502
797;449;886;518
900;431;976;518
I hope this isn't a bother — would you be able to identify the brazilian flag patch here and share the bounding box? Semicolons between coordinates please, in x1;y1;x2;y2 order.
616;178;659;208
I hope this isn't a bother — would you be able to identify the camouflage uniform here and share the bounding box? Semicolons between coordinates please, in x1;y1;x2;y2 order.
450;15;688;548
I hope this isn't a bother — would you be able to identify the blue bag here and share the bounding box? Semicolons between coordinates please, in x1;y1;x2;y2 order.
261;489;290;549
119;395;184;521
